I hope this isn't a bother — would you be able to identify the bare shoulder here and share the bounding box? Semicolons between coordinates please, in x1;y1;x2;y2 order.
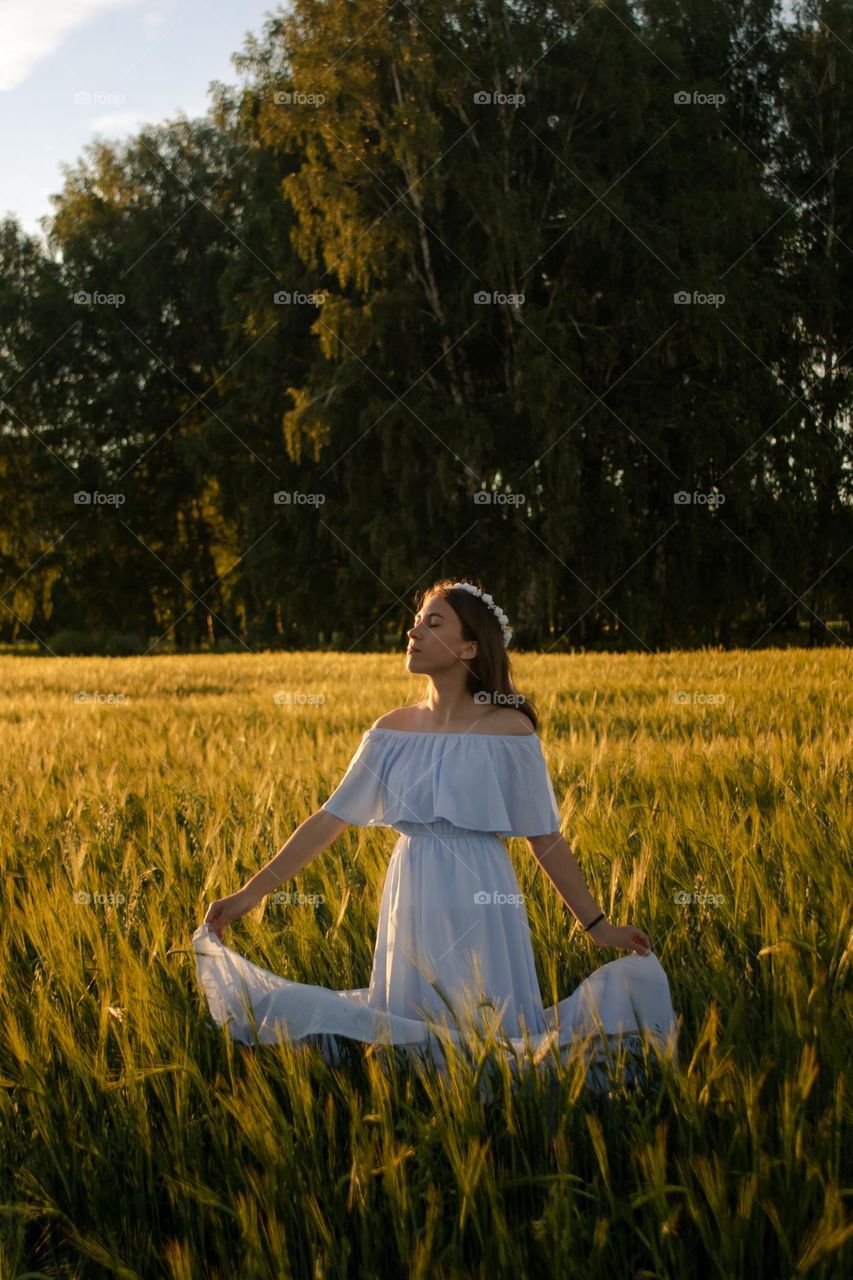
369;705;536;735
370;706;424;731
481;707;536;736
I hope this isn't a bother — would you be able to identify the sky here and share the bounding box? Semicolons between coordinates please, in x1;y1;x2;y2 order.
0;0;278;241
1;0;802;245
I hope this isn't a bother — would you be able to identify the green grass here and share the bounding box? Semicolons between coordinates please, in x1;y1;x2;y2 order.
1;649;850;1278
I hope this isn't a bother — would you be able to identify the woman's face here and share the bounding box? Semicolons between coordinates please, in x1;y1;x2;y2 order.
405;594;477;674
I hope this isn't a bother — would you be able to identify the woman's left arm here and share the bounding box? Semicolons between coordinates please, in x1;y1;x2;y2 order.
527;831;652;956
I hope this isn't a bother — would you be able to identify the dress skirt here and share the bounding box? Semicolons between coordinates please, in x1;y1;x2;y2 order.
192;819;678;1087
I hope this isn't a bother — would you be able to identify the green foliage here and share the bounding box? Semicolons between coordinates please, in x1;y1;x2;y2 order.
48;628;148;656
0;0;851;653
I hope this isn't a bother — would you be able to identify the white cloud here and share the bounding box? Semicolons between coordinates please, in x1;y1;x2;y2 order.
89;110;147;134
0;0;139;92
88;100;210;139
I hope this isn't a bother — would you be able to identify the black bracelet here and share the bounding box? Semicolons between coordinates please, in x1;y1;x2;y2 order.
582;911;605;931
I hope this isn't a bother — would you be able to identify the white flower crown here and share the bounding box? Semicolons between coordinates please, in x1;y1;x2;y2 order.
448;581;513;647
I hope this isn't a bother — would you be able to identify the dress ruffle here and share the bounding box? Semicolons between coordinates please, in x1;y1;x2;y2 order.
320;728;562;837
192;921;677;1076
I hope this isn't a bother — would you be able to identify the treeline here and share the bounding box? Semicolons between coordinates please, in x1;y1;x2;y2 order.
1;0;851;654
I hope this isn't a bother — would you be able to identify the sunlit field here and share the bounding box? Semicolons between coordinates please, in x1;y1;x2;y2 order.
1;649;850;1278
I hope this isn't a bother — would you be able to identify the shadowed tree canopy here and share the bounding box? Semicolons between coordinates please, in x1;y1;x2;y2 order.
0;0;850;654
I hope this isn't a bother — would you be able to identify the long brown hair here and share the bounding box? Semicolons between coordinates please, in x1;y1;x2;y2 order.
410;577;539;730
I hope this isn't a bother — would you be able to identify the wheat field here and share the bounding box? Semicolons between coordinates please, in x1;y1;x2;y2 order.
1;649;850;1278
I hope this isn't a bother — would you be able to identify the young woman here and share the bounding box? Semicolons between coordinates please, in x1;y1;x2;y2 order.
192;578;677;1077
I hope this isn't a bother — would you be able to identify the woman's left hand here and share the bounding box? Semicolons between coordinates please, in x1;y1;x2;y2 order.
203;888;254;941
587;920;652;956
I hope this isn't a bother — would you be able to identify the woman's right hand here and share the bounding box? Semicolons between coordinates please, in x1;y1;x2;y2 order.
588;920;652;956
203;889;255;941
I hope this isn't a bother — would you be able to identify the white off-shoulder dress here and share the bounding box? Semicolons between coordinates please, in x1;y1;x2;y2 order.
192;728;678;1081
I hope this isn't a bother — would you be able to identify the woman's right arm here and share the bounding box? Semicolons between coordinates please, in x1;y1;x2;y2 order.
202;808;349;937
